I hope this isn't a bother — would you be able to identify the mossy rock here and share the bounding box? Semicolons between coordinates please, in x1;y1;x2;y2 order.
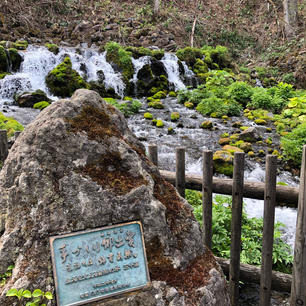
12;40;28;50
171;112;180;122
219;138;230;145
153;91;167;99
88;81;121;99
0;45;8;72
168;127;175;134
248;151;255;157
16;90;50;108
0;112;24;138
232;121;242;128
144;112;153;119
254;118;267;125
33;101;50;110
200;121;213;129
237;141;252;153
105;42;134;93
168;91;177;97
148;101;164;109
222;145;244;155
184;101;194;109
125;46;164;60
45;43;59;55
0;72;10;79
156;119;164;127
176;47;202;67
193;59;209;75
46;57;88;98
8;48;23;71
213;150;234;177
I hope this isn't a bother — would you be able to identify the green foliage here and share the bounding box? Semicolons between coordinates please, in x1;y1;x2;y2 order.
227;81;253;106
196;96;241;117
45;57;88;97
248;87;273;110
156;119;164;127
186;191;293;273
281;123;306;167
170;112;180;121
104;98;141;117
6;288;53;306
0;265;13;286
0;112;24;138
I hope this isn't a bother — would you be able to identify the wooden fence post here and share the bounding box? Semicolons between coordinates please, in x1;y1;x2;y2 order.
290;145;306;306
0;130;8;162
176;147;185;198
148;144;158;166
229;152;245;306
202;150;213;249
260;155;277;306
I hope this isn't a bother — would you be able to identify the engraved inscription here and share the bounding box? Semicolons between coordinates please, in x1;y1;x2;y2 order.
50;222;150;306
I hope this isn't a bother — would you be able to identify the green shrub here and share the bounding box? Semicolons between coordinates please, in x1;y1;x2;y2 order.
227;81;253;106
281;123;306;167
248;87;273;110
186;191;293;273
104;98;141;117
196;96;241;117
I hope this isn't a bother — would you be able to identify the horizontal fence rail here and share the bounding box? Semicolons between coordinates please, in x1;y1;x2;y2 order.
148;143;306;306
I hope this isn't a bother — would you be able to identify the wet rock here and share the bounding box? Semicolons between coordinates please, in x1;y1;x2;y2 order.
16;89;50;107
0;89;230;306
238;127;261;142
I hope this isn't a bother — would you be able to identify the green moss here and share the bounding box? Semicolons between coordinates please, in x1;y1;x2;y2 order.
168;127;174;134
213;150;234;177
105;42;134;92
0;72;10;79
176;47;203;68
148;101;164;109
248;151;255;157
144;112;153;119
168;91;177;97
200;121;213;129
184;101;194;109
8;48;22;71
0;45;8;72
45;43;59;55
152;91;167;99
12;40;28;50
193;59;209;75
0;112;24;138
33;101;50;110
156;119;164;128
125;46;164;60
149;75;169;95
171;112;180;121
254;118;267;125
45;57;88;97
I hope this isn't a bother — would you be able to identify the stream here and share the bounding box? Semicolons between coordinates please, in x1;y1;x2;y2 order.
0;45;299;305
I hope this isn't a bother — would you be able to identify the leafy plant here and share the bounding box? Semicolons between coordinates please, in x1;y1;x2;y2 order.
6;288;53;306
186;191;293;273
0;265;13;286
104;98;141;117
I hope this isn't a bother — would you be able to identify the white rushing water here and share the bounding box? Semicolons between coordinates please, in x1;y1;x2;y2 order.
161;53;186;91
0;45;125;105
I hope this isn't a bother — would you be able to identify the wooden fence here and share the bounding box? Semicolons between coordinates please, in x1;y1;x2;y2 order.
148;144;306;306
1;132;305;305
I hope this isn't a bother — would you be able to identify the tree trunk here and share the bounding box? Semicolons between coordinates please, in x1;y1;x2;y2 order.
283;0;298;39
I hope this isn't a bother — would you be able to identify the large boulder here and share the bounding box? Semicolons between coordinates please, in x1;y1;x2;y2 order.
0;89;230;306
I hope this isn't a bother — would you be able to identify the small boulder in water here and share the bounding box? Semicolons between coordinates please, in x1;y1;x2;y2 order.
16;89;50;108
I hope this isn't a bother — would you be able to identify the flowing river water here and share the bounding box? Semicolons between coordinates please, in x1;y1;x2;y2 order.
0;45;299;305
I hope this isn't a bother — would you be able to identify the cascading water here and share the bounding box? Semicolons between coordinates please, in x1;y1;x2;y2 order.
131;56;151;96
0;45;300;254
0;46;125;106
161;53;186;91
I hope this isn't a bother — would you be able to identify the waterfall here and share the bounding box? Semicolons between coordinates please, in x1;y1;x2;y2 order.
161;53;186;91
131;56;151;96
0;46;126;105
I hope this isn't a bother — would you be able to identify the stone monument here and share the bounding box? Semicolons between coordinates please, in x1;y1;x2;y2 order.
0;89;230;306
